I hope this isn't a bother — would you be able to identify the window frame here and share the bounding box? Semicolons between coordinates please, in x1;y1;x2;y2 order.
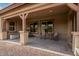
9;21;16;32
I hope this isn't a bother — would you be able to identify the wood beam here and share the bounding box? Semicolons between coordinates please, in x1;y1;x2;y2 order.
67;3;78;12
19;13;28;31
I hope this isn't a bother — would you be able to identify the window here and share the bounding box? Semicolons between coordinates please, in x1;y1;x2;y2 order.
30;23;38;32
9;22;15;31
42;21;54;32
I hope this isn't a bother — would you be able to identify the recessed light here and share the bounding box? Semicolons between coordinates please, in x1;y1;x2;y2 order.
49;10;53;13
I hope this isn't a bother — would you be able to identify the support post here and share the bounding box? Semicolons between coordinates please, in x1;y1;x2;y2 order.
71;4;79;56
72;32;79;56
77;11;79;31
0;16;7;40
19;13;29;45
38;20;41;38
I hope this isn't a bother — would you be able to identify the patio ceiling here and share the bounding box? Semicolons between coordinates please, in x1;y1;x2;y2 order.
6;4;71;24
27;4;70;23
2;3;78;20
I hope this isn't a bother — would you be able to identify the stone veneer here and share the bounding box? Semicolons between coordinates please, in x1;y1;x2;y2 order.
19;31;28;45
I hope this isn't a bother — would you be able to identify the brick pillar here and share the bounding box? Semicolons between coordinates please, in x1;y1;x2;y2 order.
0;16;7;40
19;13;29;45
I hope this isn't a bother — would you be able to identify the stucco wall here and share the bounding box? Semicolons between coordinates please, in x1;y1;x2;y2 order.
6;18;22;32
54;13;68;40
35;13;68;40
26;13;69;42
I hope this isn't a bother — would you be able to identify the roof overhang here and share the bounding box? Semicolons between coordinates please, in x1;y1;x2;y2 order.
0;3;25;14
0;3;78;14
1;3;78;20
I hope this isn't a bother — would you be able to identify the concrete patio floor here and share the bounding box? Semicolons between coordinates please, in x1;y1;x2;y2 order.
27;37;73;55
0;41;61;56
4;37;74;56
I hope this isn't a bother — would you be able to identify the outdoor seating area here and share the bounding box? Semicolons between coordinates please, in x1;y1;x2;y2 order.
0;3;79;56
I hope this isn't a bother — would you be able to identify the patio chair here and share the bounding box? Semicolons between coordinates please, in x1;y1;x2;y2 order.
52;32;59;41
29;32;35;37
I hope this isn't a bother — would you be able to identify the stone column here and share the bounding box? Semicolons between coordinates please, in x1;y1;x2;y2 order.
0;16;7;40
19;13;29;45
19;31;28;45
72;32;79;56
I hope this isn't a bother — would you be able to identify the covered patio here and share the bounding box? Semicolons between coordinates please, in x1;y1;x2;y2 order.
0;3;78;55
2;4;75;55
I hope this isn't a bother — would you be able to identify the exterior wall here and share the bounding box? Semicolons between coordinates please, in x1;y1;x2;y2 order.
5;18;22;39
4;13;69;41
6;18;22;32
54;14;68;40
67;15;73;46
52;13;72;46
27;13;68;40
